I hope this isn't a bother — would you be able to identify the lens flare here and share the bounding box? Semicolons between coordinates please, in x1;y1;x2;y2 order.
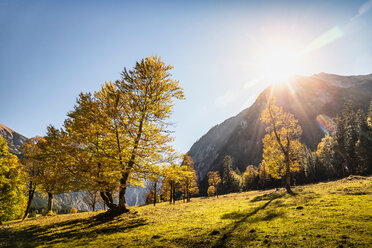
316;114;336;135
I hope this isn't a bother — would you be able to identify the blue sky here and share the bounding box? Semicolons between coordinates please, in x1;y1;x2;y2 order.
1;0;372;153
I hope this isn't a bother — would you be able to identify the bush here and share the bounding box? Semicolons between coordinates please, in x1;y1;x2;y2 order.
70;207;78;214
207;186;216;197
45;210;57;216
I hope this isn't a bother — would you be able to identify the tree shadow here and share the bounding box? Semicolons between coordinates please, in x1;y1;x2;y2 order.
213;192;284;248
0;211;147;248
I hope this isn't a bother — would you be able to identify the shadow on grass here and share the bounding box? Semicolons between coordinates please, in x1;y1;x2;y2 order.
0;211;147;248
213;192;284;248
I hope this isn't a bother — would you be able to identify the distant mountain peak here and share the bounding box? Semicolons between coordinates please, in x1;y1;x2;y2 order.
188;73;372;194
313;72;372;88
0;123;28;156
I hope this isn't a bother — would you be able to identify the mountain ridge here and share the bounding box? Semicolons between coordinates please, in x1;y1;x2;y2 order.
188;73;372;194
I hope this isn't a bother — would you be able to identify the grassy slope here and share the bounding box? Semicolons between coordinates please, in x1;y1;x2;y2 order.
1;176;371;248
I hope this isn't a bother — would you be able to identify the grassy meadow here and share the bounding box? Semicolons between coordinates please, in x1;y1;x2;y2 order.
1;176;371;248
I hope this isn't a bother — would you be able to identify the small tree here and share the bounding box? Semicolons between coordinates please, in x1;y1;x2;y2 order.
0;137;26;223
260;100;303;194
231;170;243;192
207;186;216;197
258;161;271;189
242;165;258;191
208;171;221;198
162;164;183;204
180;154;198;202
83;190;102;212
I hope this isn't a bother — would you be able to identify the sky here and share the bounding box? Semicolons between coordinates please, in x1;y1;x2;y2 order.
1;0;372;153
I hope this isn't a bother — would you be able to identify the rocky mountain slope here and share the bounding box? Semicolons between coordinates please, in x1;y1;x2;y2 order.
0;123;28;157
188;73;372;194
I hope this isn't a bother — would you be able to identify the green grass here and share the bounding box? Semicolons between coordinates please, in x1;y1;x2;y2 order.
1;176;372;247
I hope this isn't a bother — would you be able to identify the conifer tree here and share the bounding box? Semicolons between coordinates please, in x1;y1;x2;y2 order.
355;109;372;174
223;155;234;193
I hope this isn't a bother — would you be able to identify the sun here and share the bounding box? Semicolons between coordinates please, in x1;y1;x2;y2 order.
259;47;300;84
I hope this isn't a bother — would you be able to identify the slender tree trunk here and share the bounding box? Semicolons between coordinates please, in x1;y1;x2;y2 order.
23;181;36;220
172;183;176;204
187;183;190;202
285;160;294;194
47;193;54;213
216;187;219;198
169;182;173;204
153;182;157;206
183;187;186;203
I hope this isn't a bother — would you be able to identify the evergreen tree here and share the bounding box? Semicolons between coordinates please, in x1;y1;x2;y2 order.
342;103;358;175
223;155;234;193
355;109;372;175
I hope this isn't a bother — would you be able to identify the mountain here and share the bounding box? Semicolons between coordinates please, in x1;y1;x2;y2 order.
0;123;28;157
188;73;372;194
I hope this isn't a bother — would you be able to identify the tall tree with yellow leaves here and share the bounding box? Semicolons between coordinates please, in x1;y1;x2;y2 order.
180;154;198;202
36;126;73;212
0;137;25;223
21;136;43;219
260;100;302;194
64;56;184;212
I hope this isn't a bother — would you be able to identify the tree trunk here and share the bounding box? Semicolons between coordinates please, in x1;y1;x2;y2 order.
187;183;190;202
23;181;36;220
153;182;157;206
285;160;294;194
47;193;54;212
172;183;176;204
100;191;117;210
169;182;173;204
118;172;129;209
216;188;219;199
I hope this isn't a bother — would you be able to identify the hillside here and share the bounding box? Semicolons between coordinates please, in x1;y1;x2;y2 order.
1;176;371;247
188;73;372;194
0;123;28;157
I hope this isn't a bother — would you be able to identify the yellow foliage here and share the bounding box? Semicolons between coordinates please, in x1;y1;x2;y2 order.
260;100;303;180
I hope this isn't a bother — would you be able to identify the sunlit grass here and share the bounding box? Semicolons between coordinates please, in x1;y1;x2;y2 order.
1;176;371;247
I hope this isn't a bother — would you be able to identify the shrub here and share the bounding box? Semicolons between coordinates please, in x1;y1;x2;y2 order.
207;186;216;197
70;207;78;214
45;210;57;216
